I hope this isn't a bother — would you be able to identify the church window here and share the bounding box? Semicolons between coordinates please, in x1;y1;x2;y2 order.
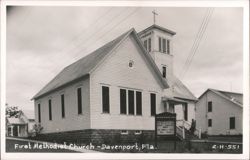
102;86;110;113
150;93;156;116
167;39;170;54
144;38;151;52
61;94;65;118
77;87;82;114
128;90;135;115
120;89;127;114
184;103;188;121
230;117;235;129
162;66;166;78
136;91;142;115
163;38;166;53
208;119;212;127
143;40;148;50
128;60;134;68
120;88;142;116
208;101;212;112
148;38;151;52
48;99;52;120
158;37;162;52
38;104;41;123
158;37;170;54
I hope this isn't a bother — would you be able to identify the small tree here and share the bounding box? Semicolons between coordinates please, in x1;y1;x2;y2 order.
33;123;43;136
5;103;21;118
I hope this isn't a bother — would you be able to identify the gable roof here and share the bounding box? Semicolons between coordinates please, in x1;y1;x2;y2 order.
165;75;197;101
7;117;26;125
32;28;169;100
138;24;176;36
198;88;243;107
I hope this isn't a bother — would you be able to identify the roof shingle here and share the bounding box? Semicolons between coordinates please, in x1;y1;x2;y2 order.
32;28;169;99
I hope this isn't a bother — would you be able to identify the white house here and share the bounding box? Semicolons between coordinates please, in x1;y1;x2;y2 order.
195;88;243;136
32;24;197;143
6;111;35;137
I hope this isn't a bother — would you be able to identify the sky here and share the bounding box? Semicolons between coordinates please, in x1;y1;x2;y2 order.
6;6;243;116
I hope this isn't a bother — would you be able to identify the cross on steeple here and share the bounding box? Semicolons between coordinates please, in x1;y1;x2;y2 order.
152;10;158;24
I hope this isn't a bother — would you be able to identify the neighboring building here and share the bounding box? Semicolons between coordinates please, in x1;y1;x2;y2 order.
32;24;197;143
196;88;243;136
6;111;35;137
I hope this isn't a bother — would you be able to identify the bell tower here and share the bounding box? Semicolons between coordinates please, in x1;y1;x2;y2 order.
138;24;176;79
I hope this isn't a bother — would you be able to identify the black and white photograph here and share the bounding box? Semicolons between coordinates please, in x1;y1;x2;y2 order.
1;0;249;159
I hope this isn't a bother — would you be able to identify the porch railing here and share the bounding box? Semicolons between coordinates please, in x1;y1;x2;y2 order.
176;119;201;139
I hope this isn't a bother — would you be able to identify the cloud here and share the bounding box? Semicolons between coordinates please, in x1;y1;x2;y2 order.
6;6;243;112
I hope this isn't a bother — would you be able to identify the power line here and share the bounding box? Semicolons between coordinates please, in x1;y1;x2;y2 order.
180;9;209;75
49;7;131;73
59;7;114;54
179;8;214;80
66;7;130;56
72;7;141;60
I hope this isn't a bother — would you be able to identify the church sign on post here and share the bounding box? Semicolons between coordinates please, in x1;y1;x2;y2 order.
155;112;177;148
157;121;175;135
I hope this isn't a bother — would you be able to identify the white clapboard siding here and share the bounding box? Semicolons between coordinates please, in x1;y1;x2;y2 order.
90;35;163;130
34;78;90;133
196;90;242;135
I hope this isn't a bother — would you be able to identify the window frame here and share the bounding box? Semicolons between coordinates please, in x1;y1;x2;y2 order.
136;91;142;115
48;99;52;121
229;117;235;129
120;89;127;114
61;94;65;118
162;38;166;53
143;39;148;51
208;101;212;112
148;38;151;52
167;39;170;54
77;87;83;114
162;66;166;78
128;90;135;115
158;37;162;52
208;119;212;127
150;93;156;116
38;103;41;123
184;103;188;121
102;86;110;113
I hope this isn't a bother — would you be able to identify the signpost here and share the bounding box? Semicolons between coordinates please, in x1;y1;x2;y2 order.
155;112;177;150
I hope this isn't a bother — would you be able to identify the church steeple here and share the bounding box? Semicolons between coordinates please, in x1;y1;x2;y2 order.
152;10;158;25
138;24;176;78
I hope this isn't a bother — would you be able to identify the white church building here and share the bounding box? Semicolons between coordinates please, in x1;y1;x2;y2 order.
32;24;197;143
